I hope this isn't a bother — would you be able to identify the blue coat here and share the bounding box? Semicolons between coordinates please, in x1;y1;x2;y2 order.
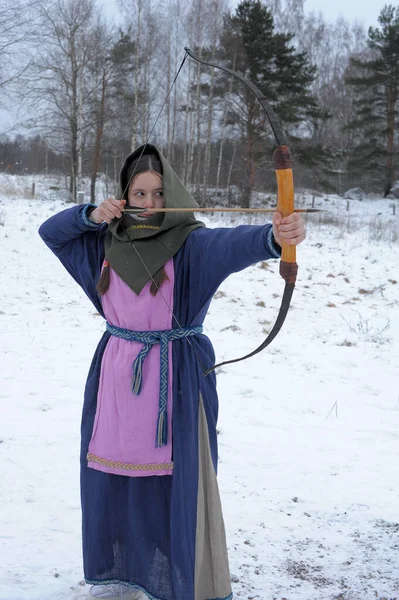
39;204;280;600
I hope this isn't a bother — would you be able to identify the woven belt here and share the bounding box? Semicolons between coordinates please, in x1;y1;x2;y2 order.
106;322;203;447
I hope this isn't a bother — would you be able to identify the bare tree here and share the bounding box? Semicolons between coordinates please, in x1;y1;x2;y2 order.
182;0;229;192
26;0;107;200
0;0;41;90
0;0;43;131
85;22;116;202
215;55;237;191
165;0;187;161
267;0;305;36
298;10;367;190
201;0;229;199
117;0;164;150
132;0;142;149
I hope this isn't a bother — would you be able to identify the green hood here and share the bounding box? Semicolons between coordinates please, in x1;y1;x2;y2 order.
104;144;205;295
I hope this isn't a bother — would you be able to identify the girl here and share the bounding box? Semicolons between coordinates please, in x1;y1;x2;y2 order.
39;144;305;600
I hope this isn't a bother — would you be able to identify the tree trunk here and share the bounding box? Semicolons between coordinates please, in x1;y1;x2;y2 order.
90;69;107;204
385;80;397;196
143;48;150;143
71;48;78;202
70;141;77;201
168;0;183;163
77;70;84;196
226;140;237;199
187;93;196;185
202;53;216;200
194;55;202;199
131;0;142;151
183;59;192;185
166;0;175;157
243;98;256;208
70;77;78;202
216;54;237;190
170;45;181;164
113;152;118;190
166;27;171;157
204;0;227;197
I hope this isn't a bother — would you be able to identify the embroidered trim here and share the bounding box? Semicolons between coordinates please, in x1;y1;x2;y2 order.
126;224;160;231
87;453;174;472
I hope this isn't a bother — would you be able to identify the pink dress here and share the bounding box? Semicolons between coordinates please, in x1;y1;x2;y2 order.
87;259;174;477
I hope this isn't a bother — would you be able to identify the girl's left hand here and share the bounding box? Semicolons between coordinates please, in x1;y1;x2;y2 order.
272;212;306;247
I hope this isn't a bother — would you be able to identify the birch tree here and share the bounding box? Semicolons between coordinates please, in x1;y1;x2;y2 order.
201;0;229;198
165;0;188;161
182;0;228;195
117;0;163;151
266;0;305;36
85;22;117;202
0;0;43;131
27;0;106;200
0;0;41;92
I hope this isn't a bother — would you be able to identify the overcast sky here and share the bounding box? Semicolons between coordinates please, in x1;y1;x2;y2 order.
1;0;386;133
303;0;383;27
99;0;385;29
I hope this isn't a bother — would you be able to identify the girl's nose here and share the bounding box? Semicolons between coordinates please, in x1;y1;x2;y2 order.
143;195;153;207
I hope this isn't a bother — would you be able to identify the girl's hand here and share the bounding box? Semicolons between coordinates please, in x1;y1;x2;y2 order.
272;212;306;247
89;198;126;224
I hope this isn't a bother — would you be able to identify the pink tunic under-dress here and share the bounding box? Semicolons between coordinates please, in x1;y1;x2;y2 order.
87;259;174;477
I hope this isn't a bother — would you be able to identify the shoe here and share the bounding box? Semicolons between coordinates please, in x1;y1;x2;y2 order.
131;592;147;600
87;584;147;599
87;584;133;599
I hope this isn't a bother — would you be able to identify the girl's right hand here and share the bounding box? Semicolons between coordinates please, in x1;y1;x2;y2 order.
89;198;126;224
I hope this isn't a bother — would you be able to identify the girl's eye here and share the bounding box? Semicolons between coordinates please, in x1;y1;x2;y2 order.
157;191;164;196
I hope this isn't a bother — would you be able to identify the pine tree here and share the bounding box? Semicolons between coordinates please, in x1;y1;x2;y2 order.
346;5;399;195
214;0;318;206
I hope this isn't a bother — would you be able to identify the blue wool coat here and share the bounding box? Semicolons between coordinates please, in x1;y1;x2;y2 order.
39;204;281;600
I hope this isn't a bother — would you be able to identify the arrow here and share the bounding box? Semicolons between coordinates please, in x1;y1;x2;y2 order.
124;207;323;214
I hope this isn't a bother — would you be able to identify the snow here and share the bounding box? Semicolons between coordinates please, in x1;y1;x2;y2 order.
0;176;398;600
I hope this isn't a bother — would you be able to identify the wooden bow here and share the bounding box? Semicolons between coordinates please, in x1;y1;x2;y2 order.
125;47;299;376
183;48;298;374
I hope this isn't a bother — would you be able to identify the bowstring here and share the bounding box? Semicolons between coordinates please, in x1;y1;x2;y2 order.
121;51;189;200
130;242;210;375
123;49;215;376
123;49;294;377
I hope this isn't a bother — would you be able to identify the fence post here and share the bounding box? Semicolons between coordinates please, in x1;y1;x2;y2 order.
77;191;85;205
31;183;35;198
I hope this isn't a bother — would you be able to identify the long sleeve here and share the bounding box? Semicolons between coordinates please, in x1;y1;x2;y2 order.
38;204;107;314
187;222;279;292
173;223;281;328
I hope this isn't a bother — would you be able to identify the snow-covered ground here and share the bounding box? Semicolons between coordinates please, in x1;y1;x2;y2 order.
1;176;398;600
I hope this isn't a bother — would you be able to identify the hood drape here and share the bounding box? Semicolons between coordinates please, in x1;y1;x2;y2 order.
104;144;205;295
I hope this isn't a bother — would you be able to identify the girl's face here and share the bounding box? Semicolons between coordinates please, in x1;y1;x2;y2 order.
128;171;164;216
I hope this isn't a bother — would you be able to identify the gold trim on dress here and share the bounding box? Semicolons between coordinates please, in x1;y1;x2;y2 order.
87;453;173;472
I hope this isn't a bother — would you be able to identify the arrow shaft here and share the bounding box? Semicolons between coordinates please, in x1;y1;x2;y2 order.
124;207;321;214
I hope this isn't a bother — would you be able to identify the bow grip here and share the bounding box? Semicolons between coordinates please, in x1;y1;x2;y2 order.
274;145;296;266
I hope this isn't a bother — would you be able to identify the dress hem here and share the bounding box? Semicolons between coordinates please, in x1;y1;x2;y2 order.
85;578;233;600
